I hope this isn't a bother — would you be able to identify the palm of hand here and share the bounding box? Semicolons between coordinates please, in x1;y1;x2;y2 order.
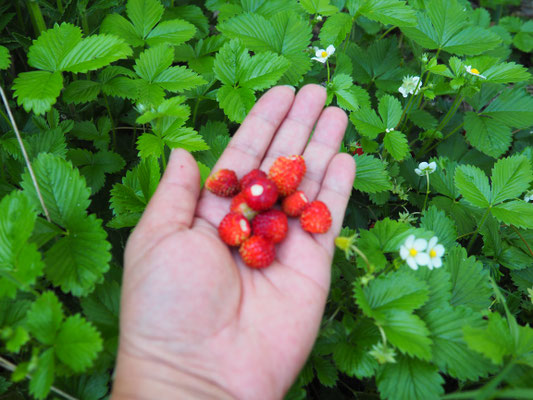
119;85;355;399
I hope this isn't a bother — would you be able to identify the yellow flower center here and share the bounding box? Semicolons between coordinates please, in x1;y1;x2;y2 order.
429;249;437;258
470;68;480;75
409;248;418;257
321;51;328;58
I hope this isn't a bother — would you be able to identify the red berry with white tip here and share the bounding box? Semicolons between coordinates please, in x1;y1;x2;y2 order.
268;155;306;196
205;169;239;197
218;212;251;246
243;177;278;211
252;210;288;243
282;190;309;217
239;236;275;268
300;201;332;234
230;192;258;220
240;169;267;190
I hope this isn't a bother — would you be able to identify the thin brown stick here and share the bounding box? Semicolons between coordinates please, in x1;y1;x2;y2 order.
0;85;51;222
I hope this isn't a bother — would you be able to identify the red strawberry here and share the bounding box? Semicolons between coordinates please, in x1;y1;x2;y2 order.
282;190;309;217
205;169;239;197
268;155;306;196
300;201;332;234
240;169;267;190
354;142;364;156
243;177;278;211
218;212;251;246
239;236;275;268
252;210;288;243
230;192;258;220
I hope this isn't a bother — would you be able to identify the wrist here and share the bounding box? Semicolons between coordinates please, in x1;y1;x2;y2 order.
111;350;235;400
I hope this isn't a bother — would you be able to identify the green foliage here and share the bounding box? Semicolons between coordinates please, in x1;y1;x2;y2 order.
1;0;532;398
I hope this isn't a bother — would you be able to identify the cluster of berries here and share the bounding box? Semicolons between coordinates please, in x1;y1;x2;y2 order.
205;155;332;269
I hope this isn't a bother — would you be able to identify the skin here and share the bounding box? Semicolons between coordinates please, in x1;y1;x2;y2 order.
111;85;356;400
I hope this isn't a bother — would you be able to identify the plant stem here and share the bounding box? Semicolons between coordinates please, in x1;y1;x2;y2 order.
509;224;533;258
466;207;491;253
192;98;201;128
161;146;167;169
0;357;79;400
435;93;464;133
0;85;51;223
26;0;46;36
422;122;464;155
422;171;430;211
81;12;90;35
103;94;116;150
57;0;64;14
378;26;396;40
326;60;331;83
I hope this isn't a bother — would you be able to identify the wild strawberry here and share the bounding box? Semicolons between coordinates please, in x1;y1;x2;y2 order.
239;236;275;268
240;169;267;190
230;192;258;220
252;210;288;243
205;169;239;197
281;190;309;217
268;155;306;196
300;201;332;234
243;177;278;211
218;212;251;246
353;142;364;156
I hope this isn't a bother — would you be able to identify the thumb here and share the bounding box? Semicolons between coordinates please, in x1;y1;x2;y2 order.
135;149;201;237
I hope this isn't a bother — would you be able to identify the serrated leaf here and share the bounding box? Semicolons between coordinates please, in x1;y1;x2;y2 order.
58;34;132;73
145;18;196;47
29;349;55;400
408;109;437;130
68;149;125;194
80;280;120;333
55;314;103;372
420;206;457;249
28;23;82;71
382;311;432;360
127;0;164;38
134;44;173;82
370;218;411;252
100;14;143;47
445;247;492;311
491;155;533;204
12;71;63;115
463;312;513;365
352;154;392;193
0;45;11;70
319;12;353;47
300;0;338;15
332;342;378;379
454;164;491;208
425;305;495;380
6;326;30;353
164;127;209;153
464;112;512;159
312;356;338;387
21;153;90;225
25;291;64;345
196;121;230;168
483;62;531;84
217;85;256;123
44;214;111;296
350;108;385;139
63;80;101;104
377;355;444;400
240;52;290;90
483;88;533;129
154;65;206;92
359;0;416;27
491;201;533;229
357;272;429;320
384;130;408;161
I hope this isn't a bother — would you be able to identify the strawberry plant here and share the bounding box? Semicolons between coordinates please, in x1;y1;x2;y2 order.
0;0;532;399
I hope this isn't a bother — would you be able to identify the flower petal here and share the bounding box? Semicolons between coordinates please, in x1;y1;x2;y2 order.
405;235;415;248
435;244;445;257
415;252;430;265
432;257;443;268
414;238;428;251
400;246;409;260
406;257;419;270
419;162;428;170
326;44;335;55
428;237;438;249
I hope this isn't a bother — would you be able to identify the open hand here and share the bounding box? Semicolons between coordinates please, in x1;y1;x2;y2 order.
112;85;356;400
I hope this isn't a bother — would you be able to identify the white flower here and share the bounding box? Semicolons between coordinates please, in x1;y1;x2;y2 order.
414;161;437;176
316;15;323;21
400;235;429;270
311;44;335;63
465;65;486;79
385;128;393;133
398;75;421;98
426;237;445;269
524;190;533;202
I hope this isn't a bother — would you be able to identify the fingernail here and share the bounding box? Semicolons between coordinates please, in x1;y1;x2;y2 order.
282;85;296;92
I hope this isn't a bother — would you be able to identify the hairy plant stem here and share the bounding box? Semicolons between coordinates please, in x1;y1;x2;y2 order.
56;0;64;14
326;60;331;83
0;85;51;222
422;121;464;155
422;171;430;212
103;94;116;149
466;207;491;253
81;13;90;35
26;0;46;36
378;26;396;40
0;356;79;400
